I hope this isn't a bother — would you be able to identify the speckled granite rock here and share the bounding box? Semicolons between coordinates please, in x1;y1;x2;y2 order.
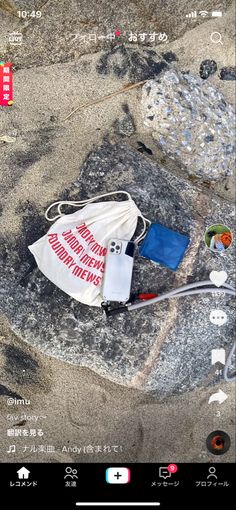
141;69;235;181
0;143;235;396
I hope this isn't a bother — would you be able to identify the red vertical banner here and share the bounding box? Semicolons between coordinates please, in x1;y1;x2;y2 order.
0;62;13;106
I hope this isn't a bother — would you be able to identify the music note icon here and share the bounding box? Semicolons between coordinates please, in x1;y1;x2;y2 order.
7;445;16;453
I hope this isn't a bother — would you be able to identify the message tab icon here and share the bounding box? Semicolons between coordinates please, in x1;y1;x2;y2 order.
159;467;171;479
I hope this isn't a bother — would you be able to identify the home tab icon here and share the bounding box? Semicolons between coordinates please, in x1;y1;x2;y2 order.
17;467;30;480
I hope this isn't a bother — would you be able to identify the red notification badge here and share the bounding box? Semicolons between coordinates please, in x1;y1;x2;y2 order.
168;464;178;474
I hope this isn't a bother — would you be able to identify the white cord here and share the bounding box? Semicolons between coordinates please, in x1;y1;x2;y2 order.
134;215;151;244
45;191;132;221
45;190;151;244
223;341;236;382
128;282;236;311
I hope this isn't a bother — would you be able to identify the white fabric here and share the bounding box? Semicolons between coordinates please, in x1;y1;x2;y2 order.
28;192;150;307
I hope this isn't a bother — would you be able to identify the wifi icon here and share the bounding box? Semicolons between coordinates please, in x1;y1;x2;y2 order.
199;10;209;17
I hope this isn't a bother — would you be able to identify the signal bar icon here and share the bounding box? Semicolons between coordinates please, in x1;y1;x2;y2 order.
186;11;197;18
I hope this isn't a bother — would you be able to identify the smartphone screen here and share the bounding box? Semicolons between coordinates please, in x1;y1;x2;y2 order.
0;1;235;508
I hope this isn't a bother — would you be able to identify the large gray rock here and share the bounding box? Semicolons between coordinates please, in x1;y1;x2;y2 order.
141;70;235;181
0;143;235;396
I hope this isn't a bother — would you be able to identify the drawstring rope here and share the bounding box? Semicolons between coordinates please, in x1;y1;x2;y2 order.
135;215;151;244
45;191;150;245
45;191;132;221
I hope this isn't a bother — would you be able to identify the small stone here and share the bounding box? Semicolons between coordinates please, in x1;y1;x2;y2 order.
225;144;235;154
137;141;153;155
199;60;217;80
204;134;214;142
220;66;236;80
114;114;135;137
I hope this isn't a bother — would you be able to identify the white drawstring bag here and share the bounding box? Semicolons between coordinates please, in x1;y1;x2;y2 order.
28;191;150;306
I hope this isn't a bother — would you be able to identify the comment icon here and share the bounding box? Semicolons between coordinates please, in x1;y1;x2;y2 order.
209;309;227;326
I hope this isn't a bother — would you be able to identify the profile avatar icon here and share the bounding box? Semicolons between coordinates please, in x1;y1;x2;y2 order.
205;224;233;254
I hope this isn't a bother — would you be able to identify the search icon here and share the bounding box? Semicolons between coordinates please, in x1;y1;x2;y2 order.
210;32;223;45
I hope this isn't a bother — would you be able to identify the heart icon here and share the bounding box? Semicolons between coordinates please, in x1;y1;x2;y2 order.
210;271;228;287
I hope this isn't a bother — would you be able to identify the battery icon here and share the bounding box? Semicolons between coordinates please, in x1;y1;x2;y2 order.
212;11;222;17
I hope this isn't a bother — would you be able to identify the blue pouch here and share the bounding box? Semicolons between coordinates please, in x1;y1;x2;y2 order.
139;223;190;271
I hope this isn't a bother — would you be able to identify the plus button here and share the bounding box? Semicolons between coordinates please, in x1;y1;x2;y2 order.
114;472;122;480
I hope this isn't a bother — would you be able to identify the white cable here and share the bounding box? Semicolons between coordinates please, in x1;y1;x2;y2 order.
223;341;236;382
128;286;235;311
128;280;235;310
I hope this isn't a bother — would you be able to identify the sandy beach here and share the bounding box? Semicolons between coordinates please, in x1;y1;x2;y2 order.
0;314;235;463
